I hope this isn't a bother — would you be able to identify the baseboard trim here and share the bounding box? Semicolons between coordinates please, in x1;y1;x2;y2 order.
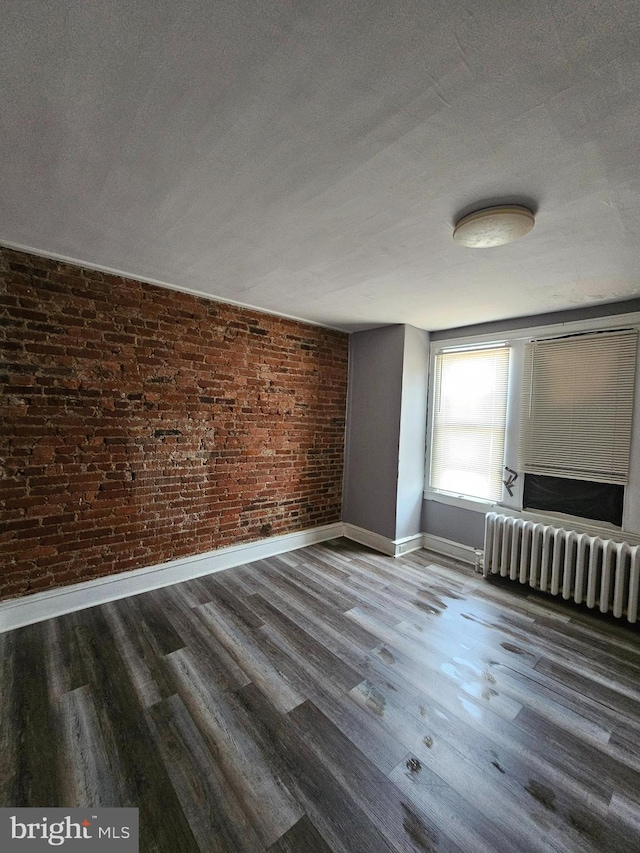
392;534;425;556
1;523;477;631
421;533;478;566
341;525;424;558
0;522;343;633
342;523;396;556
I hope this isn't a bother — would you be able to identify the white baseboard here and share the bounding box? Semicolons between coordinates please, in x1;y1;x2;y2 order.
421;533;478;567
341;524;424;558
392;534;425;556
0;522;476;632
342;523;397;556
0;523;343;633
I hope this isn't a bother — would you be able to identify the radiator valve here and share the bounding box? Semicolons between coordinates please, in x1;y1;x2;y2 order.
474;549;484;573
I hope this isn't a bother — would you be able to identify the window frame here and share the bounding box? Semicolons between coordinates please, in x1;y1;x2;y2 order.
424;310;640;533
427;343;512;505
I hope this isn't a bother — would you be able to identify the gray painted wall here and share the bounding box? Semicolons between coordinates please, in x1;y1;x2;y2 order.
422;501;486;549
396;325;429;540
342;325;404;540
343;324;429;542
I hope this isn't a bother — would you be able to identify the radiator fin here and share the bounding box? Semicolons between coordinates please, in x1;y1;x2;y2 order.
483;513;640;624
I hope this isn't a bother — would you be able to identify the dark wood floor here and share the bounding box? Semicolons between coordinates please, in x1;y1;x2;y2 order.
1;539;640;852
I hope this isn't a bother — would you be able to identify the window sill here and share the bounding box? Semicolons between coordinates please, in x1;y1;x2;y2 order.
423;491;500;514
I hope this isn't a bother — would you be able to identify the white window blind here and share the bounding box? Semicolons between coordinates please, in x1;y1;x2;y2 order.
429;346;510;501
519;329;637;484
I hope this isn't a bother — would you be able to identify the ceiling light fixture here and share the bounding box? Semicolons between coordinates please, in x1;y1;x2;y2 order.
453;205;535;248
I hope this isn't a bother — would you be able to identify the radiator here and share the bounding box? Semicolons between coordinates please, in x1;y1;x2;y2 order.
483;512;640;623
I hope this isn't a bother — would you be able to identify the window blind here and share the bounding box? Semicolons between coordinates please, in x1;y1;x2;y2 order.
519;329;637;484
429;346;510;501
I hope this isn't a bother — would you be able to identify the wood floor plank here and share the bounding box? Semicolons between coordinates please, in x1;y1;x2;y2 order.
246;563;380;652
251;618;410;775
534;655;640;720
101;600;171;708
192;574;266;629
249;593;365;693
608;791;640;837
287;565;404;627
0;628;18;805
46;612;90;696
348;608;524;723
1;621;61;806
235;684;415;853
224;565;264;596
493;653;632;745
395;618;615;746
243;569;382;673
146;693;264;853
57;685;122;807
128;591;186;656
493;705;640;811
151;586;251;693
289;697;467;853
387;761;521;853
194;600;305;713
340;569;453;627
264;555;360;614
267;814;334;853
164;647;303;847
609;719;640;769
72;609;200;851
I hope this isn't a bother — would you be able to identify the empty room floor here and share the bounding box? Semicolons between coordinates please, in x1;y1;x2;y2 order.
1;539;639;852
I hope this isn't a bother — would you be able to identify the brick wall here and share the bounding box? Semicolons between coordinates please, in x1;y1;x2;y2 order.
0;248;348;599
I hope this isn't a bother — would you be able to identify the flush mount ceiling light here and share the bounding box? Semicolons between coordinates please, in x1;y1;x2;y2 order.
453;205;535;248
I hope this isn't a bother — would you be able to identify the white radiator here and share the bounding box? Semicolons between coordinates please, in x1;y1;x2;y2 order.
483;512;640;623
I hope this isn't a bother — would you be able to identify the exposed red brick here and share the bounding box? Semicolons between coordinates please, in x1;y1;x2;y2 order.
0;248;348;600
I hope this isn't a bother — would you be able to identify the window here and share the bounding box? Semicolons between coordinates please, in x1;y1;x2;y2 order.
425;317;640;532
429;345;510;502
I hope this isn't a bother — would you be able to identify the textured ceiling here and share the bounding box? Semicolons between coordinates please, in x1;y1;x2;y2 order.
1;0;640;331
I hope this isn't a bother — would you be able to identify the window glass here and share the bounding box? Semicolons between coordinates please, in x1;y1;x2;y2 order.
429;346;510;501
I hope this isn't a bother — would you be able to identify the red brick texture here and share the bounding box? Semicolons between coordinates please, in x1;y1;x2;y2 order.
0;248;348;600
